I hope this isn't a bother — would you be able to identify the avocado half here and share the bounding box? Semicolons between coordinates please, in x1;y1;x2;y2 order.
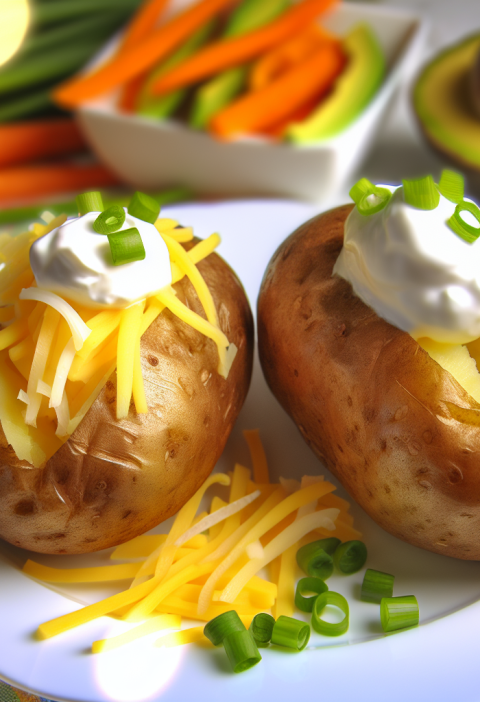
413;33;480;173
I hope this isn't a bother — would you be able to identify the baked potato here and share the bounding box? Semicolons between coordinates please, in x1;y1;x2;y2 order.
0;237;253;555
258;204;480;561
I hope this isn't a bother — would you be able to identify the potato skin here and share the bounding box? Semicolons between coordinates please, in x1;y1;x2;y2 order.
258;205;480;560
0;246;253;554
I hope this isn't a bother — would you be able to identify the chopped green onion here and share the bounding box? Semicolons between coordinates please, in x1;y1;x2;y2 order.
295;577;328;612
127;191;161;224
296;537;340;580
223;630;262;673
361;568;394;603
107;227;145;266
357;186;392;216
402;175;440;210
204;610;246;647
447;200;480;244
271;616;310;651
349;177;375;205
380;596;419;633
438;169;464;203
76;192;104;215
333;540;367;574
312;591;349;637
93;205;126;234
249;613;275;647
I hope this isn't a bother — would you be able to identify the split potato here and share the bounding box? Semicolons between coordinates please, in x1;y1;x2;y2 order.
258;205;480;560
0;245;253;554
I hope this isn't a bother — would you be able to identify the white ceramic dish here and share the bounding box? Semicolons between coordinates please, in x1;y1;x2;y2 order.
76;1;426;202
1;199;480;702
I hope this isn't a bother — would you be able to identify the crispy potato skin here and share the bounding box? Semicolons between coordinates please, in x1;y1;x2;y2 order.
258;205;480;560
0;246;253;554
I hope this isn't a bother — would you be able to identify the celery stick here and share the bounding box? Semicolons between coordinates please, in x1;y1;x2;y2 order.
33;0;143;27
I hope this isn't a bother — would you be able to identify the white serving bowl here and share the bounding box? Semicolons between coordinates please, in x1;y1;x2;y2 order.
76;1;426;203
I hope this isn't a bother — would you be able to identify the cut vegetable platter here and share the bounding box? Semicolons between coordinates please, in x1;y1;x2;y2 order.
1;199;480;702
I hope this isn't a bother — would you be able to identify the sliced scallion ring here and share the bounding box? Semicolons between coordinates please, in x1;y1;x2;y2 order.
76;191;104;215
380;595;419;633
402;175;440;210
438;169;464;203
271;615;310;651
108;227;146;266
295;577;328;612
333;540;367;574
93;205;125;234
223;630;262;673
349;177;375;205
249;613;275;647
447;200;480;244
361;568;394;603
312;591;349;637
128;191;161;224
357;186;392;216
296;537;340;580
204;610;246;647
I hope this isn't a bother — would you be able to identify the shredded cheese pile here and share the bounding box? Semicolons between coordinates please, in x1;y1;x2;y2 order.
24;430;361;653
0;213;234;468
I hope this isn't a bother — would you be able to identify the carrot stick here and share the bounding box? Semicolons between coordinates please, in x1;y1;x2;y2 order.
151;0;338;96
0;163;119;206
0;119;87;169
118;0;170;54
53;0;236;109
210;40;346;139
260;96;322;139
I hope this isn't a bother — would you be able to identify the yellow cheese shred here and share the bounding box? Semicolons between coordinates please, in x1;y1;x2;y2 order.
116;300;145;420
92;614;181;653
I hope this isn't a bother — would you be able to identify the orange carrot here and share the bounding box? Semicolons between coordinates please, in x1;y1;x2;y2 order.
0;163;119;206
210;40;346;139
0;119;87;169
151;0;338;96
118;0;170;54
53;0;236;109
260;96;321;139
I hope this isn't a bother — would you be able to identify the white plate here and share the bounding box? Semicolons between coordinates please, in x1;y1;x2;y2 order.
2;199;480;702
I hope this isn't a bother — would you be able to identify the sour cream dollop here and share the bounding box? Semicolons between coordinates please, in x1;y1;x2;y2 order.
30;210;172;308
333;185;480;345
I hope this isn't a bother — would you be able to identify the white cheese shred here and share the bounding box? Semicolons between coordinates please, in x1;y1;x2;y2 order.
19;288;91;351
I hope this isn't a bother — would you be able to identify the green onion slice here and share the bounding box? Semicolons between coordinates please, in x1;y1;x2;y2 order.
447;200;480;244
402;175;440;210
249;613;275;647
204;610;246;647
380;595;419;633
93;205;126;234
223;630;262;673
296;537;340;580
361;568;394;603
357;186;392;216
76;191;104;215
333;540;367;574
349;177;375;205
312;591;349;637
438;169;464;203
107;227;146;266
271;615;310;651
127;191;161;224
295;577;328;612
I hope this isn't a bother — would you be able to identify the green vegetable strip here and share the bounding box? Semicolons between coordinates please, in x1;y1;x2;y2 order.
333;540;367;574
249;613;275;646
312;591;349;637
296;537;340;580
223;630;262;673
361;568;394;603
128;191;161;224
76;192;104;215
357;187;392;216
438;169;464;204
380;595;419;633
349;177;375;205
204;610;246;647
295;576;328;612
271;615;310;651
448;200;480;244
0;88;54;124
33;0;143;27
108;227;145;266
94;206;126;234
402;175;440;210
